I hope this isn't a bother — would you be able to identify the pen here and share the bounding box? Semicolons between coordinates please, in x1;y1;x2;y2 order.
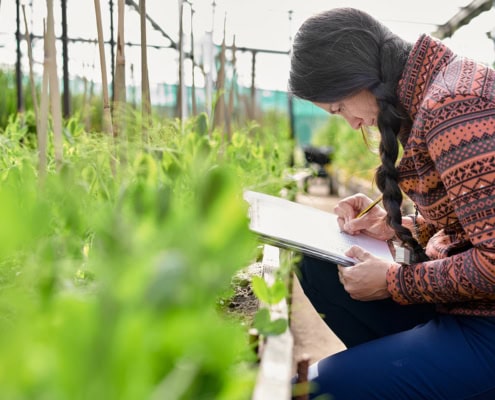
355;194;383;218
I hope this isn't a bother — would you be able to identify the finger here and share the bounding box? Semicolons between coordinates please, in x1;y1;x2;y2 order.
345;245;370;261
343;218;364;235
334;201;357;219
345;215;377;235
337;265;347;285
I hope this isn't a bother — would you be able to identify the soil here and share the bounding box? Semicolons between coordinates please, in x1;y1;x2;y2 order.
223;262;262;325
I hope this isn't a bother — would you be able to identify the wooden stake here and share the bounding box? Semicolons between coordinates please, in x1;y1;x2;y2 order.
94;0;114;139
46;0;63;167
294;354;310;400
250;51;257;121
22;5;39;123
190;5;197;117
113;0;126;139
213;13;227;135
226;35;237;140
38;20;49;180
140;0;151;143
176;0;185;122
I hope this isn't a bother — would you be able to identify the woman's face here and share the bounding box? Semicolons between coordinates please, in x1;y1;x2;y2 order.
313;90;379;130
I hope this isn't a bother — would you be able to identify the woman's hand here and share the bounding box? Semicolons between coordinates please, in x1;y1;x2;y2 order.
334;193;394;240
337;245;392;301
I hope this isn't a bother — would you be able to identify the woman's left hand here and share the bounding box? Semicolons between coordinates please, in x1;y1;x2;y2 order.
337;245;392;301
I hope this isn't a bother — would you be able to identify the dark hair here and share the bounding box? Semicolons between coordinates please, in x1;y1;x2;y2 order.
289;8;427;260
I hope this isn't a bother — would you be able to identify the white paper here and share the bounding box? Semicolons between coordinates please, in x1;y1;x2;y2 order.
244;191;394;266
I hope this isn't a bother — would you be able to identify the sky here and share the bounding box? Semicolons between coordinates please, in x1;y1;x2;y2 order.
0;0;494;92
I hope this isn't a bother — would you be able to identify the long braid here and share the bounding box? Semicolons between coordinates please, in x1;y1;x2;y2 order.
373;84;428;261
374;101;428;261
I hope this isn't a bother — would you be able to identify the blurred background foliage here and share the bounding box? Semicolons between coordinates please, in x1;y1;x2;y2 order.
311;115;381;181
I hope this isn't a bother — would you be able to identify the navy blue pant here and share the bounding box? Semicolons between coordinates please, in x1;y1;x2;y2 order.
296;255;495;400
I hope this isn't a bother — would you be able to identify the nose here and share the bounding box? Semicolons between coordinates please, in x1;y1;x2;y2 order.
343;115;363;130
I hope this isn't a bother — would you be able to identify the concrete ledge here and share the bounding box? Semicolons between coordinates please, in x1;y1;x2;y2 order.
252;245;294;400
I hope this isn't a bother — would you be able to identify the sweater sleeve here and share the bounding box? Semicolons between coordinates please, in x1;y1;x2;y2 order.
404;213;436;248
387;96;495;305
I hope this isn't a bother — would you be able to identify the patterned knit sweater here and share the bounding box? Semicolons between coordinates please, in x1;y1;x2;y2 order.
386;34;495;316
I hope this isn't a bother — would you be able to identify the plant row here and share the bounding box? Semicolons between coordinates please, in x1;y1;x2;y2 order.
0;111;293;399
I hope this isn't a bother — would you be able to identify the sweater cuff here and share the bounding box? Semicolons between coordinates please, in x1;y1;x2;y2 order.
386;262;412;305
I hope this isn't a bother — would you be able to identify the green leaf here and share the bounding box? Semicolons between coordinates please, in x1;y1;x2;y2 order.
251;276;271;304
251;276;287;305
269;280;288;304
253;308;288;336
253;307;271;328
264;318;288;336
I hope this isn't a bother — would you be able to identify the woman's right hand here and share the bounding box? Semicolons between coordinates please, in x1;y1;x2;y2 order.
334;193;394;240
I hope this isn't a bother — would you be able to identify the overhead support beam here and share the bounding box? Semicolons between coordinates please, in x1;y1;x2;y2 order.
230;45;289;56
124;0;177;49
432;0;493;39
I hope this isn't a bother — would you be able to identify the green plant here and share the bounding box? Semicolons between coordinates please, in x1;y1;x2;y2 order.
251;276;288;336
0;109;294;399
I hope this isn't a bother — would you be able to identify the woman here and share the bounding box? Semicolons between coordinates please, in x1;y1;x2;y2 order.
289;7;495;400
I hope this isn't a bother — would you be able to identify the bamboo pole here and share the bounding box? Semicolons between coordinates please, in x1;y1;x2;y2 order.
85;77;95;131
177;0;186;123
109;0;116;100
38;21;49;180
140;0;151;143
130;63;136;109
189;2;197;117
81;72;89;127
113;0;126;139
250;51;257;121
114;0;127;104
46;0;63;167
81;63;90;128
61;0;70;117
213;13;227;135
15;0;24;112
22;5;39;123
203;1;216;121
226;35;237;140
94;0;114;139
